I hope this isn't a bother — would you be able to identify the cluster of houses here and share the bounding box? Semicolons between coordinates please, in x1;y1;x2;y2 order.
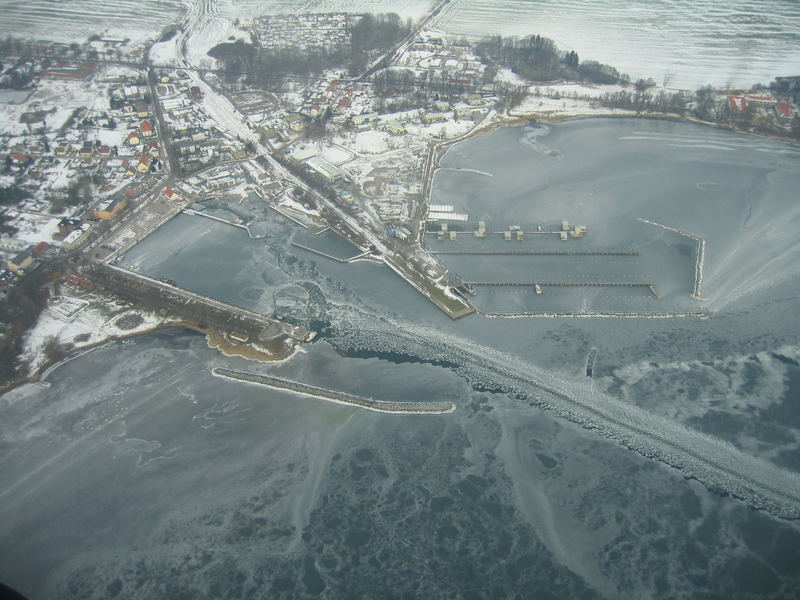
254;13;356;53
185;158;283;203
0;66;167;226
724;93;795;122
154;70;243;173
270;73;488;144
1;241;49;277
395;34;487;95
302;78;374;122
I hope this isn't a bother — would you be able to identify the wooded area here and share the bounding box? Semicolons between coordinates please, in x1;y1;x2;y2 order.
210;13;411;86
475;34;625;85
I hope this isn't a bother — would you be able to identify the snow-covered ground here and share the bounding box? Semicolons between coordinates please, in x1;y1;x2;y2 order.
0;78;108;136
318;144;354;165
1;0;797;91
353;130;390;154
5;211;63;246
511;95;636;119
23;293;174;375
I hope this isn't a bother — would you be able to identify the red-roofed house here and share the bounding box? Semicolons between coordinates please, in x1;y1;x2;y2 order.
163;187;183;202
64;274;96;291
137;154;152;173
128;130;140;146
10;153;30;165
727;96;747;112
140;119;154;137
776;102;793;119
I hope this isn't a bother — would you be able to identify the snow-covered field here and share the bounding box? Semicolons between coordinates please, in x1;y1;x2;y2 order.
431;0;800;90
220;0;432;21
23;294;172;375
0;78;108;137
4;211;62;245
2;0;796;91
0;0;185;44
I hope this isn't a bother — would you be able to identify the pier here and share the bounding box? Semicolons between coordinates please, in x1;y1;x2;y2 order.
267;203;309;228
290;241;374;263
291;241;350;263
464;280;659;296
212;368;456;414
638;218;705;300
183;208;264;239
431;250;639;256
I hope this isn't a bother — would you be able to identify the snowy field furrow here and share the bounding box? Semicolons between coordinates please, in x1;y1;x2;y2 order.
0;0;186;42
435;0;800;89
2;0;797;89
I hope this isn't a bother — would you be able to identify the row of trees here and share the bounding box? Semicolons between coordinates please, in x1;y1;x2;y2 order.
593;89;688;114
372;68;481;99
348;13;412;75
0;185;30;207
475;34;625;85
0;263;55;386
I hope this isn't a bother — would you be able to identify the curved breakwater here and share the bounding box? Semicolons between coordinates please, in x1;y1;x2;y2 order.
212;368;456;415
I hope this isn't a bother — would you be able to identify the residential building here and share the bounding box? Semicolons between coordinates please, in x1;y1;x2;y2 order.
94;192;128;220
422;111;450;124
7;247;34;273
140;119;154;137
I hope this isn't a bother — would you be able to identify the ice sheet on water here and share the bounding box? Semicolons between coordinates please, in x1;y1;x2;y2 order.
324;306;800;519
517;122;562;159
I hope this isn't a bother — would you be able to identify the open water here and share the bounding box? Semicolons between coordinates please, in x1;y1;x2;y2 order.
2;119;800;599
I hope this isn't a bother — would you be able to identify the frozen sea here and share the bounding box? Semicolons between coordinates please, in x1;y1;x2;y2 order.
2;119;800;599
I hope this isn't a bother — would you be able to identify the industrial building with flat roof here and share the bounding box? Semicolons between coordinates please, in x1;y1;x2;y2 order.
306;156;344;184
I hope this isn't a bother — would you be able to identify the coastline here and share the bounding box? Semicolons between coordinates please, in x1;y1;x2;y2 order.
4;111;794;395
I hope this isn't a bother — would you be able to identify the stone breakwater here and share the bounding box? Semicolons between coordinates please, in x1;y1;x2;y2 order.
212;368;456;415
637;218;706;300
